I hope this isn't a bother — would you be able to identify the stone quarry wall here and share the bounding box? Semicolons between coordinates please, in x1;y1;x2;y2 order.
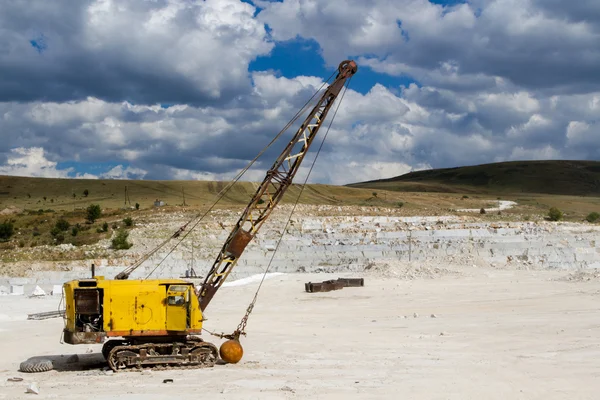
1;214;599;294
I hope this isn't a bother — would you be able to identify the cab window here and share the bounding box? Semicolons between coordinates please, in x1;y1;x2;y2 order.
167;295;186;306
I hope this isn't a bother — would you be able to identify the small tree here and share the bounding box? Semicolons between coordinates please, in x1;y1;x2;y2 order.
55;218;70;232
372;192;378;198
83;189;89;197
86;204;102;223
548;207;563;221
123;217;133;227
135;203;140;210
0;221;14;241
102;222;109;232
111;229;133;250
586;212;600;223
480;207;486;214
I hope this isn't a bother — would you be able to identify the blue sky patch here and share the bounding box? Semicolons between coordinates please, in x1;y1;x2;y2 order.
57;161;123;177
29;34;47;54
428;0;467;5
250;39;418;95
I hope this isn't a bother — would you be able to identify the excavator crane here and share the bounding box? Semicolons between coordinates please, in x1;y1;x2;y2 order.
60;60;357;371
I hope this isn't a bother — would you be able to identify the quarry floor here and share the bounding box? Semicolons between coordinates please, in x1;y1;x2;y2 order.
2;267;600;400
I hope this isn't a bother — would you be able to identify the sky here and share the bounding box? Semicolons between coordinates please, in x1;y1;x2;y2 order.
0;0;599;185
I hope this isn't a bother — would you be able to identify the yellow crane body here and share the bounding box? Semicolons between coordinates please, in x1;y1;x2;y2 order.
63;277;203;344
62;277;217;370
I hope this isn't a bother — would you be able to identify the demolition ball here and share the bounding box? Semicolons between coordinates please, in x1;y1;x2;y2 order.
219;339;244;364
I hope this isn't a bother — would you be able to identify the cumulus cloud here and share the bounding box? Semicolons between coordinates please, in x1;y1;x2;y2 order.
0;0;599;186
2;69;600;185
100;165;148;180
257;0;600;92
0;0;273;105
0;147;96;178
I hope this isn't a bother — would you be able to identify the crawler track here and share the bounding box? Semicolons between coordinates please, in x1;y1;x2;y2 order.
107;341;218;372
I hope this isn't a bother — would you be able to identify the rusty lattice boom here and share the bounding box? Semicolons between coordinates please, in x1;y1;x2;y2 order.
198;60;357;311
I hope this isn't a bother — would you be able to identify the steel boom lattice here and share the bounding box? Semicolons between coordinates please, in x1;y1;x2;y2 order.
198;60;357;311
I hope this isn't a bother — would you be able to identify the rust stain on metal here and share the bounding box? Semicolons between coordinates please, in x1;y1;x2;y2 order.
227;229;253;258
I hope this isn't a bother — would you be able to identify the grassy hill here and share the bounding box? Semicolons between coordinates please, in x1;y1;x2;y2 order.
348;160;600;196
0;176;407;253
0;176;396;212
0;167;599;263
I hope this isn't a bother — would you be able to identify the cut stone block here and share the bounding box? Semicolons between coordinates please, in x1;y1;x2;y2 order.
10;285;24;295
51;285;63;296
30;285;46;297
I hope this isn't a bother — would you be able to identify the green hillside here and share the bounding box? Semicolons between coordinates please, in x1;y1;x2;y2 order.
348;160;600;196
0;176;382;212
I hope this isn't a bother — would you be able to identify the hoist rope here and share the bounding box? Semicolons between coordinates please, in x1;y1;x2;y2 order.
207;76;353;339
142;71;337;280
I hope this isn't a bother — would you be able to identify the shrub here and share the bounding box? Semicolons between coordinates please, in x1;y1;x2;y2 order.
112;223;118;230
71;224;80;236
135;203;140;210
111;229;133;250
372;192;378;198
397;201;405;208
548;207;563;221
586;212;600;223
524;215;530;221
55;218;70;232
102;222;109;232
83;189;89;197
86;204;102;223
123;217;133;227
462;195;469;199
480;207;486;214
0;221;14;241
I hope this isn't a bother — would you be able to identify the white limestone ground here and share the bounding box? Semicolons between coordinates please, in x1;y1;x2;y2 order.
1;268;600;399
1;205;600;398
2;207;599;293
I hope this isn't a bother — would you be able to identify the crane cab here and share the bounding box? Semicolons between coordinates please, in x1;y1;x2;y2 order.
62;277;204;345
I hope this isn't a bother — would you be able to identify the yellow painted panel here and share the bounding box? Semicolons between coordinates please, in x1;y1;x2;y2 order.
166;286;188;331
102;280;167;333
